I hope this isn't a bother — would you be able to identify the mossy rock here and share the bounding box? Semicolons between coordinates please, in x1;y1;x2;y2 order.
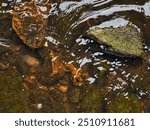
106;92;143;113
87;25;144;56
81;86;102;112
0;71;25;112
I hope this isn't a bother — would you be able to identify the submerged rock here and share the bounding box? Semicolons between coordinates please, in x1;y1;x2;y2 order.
106;92;143;113
87;25;144;57
12;0;51;48
16;54;40;74
81;86;103;112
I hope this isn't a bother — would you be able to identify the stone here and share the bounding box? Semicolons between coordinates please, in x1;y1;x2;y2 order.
87;25;144;56
59;85;68;93
66;63;89;87
12;0;51;48
37;51;66;85
106;92;143;113
16;54;40;74
81;86;102;112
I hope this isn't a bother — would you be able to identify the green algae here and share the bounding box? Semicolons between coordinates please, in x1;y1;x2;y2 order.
106;92;142;113
0;71;25;112
88;25;144;56
81;86;102;112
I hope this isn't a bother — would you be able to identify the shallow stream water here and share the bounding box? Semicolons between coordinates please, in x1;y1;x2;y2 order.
0;0;150;112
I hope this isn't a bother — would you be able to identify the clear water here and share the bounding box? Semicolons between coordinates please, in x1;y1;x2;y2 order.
0;0;150;112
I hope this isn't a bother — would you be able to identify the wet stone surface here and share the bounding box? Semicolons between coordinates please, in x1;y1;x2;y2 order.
16;54;40;74
12;0;51;48
0;0;150;112
87;25;144;57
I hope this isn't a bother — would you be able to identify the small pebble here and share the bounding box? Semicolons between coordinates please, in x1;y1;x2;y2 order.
37;103;42;109
59;85;68;93
23;55;39;66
